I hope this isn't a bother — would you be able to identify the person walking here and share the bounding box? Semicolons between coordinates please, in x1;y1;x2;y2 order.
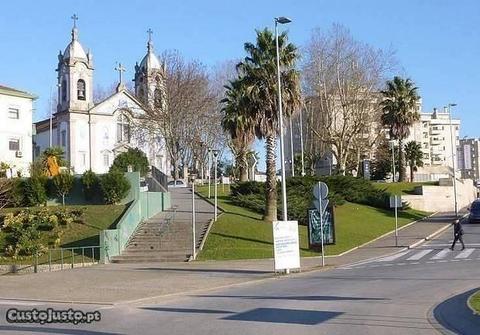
450;219;465;251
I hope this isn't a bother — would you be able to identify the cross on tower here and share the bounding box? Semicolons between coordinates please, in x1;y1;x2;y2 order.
71;14;79;28
147;28;153;42
115;63;126;85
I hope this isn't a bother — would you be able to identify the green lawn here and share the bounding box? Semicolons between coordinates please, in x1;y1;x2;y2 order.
373;181;438;195
196;185;429;260
468;291;480;314
0;205;126;264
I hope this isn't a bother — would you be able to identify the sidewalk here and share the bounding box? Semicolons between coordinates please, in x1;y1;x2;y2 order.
0;211;458;305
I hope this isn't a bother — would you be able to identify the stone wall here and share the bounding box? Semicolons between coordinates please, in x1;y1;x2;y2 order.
403;179;477;212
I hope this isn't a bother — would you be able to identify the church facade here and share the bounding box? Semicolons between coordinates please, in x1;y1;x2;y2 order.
34;19;170;176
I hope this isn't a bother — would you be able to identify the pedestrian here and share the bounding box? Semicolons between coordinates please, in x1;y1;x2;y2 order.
450;219;465;251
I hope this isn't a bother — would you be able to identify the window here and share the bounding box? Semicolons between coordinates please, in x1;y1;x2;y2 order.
77;79;86;100
61;130;67;147
116;113;131;143
9;139;19;151
62;79;67;102
103;153;110;167
8;108;19;119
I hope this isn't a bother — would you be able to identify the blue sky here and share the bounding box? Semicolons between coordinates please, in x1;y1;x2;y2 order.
1;0;480;167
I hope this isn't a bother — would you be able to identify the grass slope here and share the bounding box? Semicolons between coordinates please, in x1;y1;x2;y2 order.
0;205;126;264
373;181;438;195
196;185;429;260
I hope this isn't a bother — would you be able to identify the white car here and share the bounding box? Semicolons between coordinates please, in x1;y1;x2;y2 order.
167;180;187;188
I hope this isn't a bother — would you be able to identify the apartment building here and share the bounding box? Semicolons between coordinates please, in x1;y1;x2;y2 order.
406;107;460;169
458;138;480;183
0;85;36;177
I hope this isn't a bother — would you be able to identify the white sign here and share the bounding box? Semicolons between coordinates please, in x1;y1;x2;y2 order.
313;182;329;200
389;195;402;208
273;220;300;271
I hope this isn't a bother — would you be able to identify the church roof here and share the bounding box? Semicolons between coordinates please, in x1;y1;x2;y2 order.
140;33;162;70
0;85;37;99
64;39;88;59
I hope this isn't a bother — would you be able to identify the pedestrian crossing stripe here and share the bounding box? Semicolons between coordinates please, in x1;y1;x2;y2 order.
406;249;433;261
431;248;450;260
455;248;474;259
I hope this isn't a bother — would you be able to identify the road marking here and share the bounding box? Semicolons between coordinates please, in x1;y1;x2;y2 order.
431;249;450;260
407;249;433;261
378;251;410;262
455;248;475;259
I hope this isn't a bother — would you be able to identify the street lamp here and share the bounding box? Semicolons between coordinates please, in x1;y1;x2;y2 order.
275;16;291;222
212;149;219;220
448;103;458;217
208;149;212;198
390;140;397;183
190;173;197;260
299;103;306;176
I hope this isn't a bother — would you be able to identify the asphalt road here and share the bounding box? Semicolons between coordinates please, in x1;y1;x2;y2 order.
1;222;479;335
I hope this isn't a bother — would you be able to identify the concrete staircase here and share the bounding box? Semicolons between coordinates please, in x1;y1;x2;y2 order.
110;187;215;263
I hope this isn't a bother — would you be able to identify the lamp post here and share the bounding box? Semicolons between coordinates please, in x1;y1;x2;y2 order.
448;103;458;217
190;173;197;260
299;105;305;176
289;117;295;177
390;140;396;183
275;16;291;222
208;149;212;198
212;150;219;220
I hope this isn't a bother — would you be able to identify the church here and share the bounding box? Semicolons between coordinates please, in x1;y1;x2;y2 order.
34;16;170;176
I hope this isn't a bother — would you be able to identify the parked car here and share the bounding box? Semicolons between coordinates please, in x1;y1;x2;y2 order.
167;180;187;188
468;199;480;223
139;178;148;192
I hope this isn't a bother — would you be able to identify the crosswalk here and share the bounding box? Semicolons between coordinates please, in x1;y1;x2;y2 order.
344;248;480;269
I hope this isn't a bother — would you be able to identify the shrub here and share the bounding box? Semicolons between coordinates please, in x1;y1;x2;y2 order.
100;170;131;204
23;177;48;207
53;171;74;206
81;170;99;200
231;181;265;197
111;148;149;176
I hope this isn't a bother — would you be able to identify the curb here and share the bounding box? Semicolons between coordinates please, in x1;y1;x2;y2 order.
467;290;480;316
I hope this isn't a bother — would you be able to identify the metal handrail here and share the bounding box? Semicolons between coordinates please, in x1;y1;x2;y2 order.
33;246;101;273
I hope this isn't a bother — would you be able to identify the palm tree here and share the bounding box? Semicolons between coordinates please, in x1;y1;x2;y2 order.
221;79;255;182
238;28;301;221
404;141;424;182
381;76;420;182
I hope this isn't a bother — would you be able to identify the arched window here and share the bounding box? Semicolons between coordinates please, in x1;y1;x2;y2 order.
77;79;86;100
116;113;131;143
62;79;67;102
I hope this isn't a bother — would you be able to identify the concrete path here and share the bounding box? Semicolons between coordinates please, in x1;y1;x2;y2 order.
0;211;459;305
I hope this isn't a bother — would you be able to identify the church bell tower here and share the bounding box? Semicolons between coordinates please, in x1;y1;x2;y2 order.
56;14;94;113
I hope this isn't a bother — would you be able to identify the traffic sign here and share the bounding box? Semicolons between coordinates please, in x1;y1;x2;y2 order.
313;198;329;215
313;182;329;200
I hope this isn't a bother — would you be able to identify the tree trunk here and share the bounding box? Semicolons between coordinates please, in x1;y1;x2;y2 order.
263;134;277;222
410;165;414;183
398;139;406;182
62;194;65;206
237;152;248;182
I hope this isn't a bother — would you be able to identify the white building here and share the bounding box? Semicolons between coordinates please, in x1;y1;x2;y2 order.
458;138;480;183
0;85;36;177
406;107;460;168
33;18;170;175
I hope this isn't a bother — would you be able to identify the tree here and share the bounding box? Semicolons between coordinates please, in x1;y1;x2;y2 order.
41;147;67;176
143;50;224;180
302;25;395;175
53;171;74;206
111;148;150;176
237;28;302;221
381;76;420;182
221;79;255;181
404;141;424;182
0;178;13;210
100;170;131;204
